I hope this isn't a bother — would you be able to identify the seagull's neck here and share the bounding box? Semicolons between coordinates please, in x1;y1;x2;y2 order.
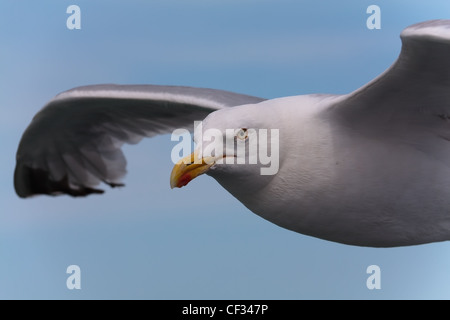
220;94;344;218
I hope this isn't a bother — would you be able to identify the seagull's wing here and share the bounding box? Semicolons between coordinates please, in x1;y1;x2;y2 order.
327;20;450;157
14;84;265;198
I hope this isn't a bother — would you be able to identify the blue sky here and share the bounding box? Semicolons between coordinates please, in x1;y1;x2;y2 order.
1;0;450;299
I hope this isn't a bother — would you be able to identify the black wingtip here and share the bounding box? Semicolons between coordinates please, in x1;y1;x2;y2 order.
14;162;105;198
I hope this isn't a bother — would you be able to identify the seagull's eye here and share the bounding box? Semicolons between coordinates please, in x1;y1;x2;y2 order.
236;128;248;141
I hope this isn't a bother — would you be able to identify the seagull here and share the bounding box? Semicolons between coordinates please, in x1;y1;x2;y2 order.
14;20;450;247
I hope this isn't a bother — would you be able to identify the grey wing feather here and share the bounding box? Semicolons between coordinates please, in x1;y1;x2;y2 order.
14;84;265;198
326;20;450;163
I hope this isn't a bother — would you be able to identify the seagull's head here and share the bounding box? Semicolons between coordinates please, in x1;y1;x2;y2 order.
170;102;281;195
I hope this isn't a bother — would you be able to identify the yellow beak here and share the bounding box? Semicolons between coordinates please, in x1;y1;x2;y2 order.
170;151;214;189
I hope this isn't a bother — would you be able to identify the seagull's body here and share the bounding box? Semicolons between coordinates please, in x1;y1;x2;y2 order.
208;94;450;247
14;20;450;247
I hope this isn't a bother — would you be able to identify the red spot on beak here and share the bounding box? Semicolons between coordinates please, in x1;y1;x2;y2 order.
177;173;192;188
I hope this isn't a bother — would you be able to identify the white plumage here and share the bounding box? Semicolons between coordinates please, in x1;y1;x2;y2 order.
15;20;450;247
